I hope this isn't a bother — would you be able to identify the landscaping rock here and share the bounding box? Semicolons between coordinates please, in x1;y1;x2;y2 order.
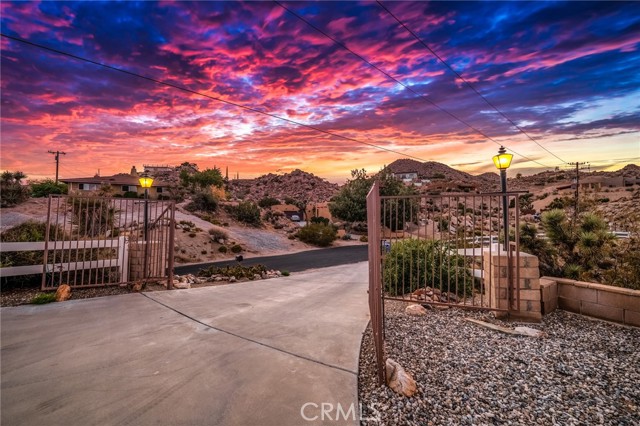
385;358;418;397
131;281;144;292
174;281;191;289
55;284;71;302
405;304;428;316
514;326;547;338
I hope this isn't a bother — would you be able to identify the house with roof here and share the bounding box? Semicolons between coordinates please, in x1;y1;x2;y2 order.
61;167;170;199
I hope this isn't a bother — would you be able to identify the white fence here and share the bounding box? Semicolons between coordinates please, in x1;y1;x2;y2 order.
0;236;129;282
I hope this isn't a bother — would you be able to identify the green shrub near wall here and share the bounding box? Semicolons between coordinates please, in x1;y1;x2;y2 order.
383;239;472;297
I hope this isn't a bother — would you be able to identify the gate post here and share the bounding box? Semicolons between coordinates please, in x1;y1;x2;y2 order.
367;180;385;385
167;202;175;289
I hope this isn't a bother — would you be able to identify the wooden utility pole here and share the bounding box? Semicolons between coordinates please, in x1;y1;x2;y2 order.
569;161;589;226
47;150;66;183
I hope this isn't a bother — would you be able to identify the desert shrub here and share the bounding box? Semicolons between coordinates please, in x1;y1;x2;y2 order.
288;235;296;240
258;197;280;208
185;192;218;212
297;223;337;247
383;239;471;297
547;197;572;210
597;198;610;203
198;263;267;279
263;210;284;223
31;293;57;304
351;223;368;233
123;191;139;198
227;201;261;226
1;171;30;207
68;196;117;237
281;270;290;276
179;220;195;228
208;228;228;241
341;234;352;241
1;221;69;289
30;179;68;198
201;250;207;255
222;222;229;227
437;218;449;232
230;244;243;253
310;216;330;226
218;246;228;253
360;235;368;242
188;233;196;238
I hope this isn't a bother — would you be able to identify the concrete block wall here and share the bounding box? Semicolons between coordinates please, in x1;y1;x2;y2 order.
483;252;542;321
544;277;640;327
129;241;163;280
540;278;558;314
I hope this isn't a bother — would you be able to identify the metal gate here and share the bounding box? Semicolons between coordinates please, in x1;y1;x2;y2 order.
367;181;522;383
41;195;175;290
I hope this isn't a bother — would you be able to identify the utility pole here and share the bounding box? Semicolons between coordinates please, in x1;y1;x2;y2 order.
569;161;589;226
47;150;66;183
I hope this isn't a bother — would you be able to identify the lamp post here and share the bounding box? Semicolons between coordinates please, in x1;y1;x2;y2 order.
139;172;154;279
492;146;513;251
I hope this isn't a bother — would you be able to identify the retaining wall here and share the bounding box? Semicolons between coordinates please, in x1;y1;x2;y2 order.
540;277;640;327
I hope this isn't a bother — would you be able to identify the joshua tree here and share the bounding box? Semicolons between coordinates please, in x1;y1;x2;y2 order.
541;209;615;281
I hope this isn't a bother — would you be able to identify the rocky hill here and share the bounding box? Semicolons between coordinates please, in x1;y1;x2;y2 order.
386;159;500;192
228;169;339;203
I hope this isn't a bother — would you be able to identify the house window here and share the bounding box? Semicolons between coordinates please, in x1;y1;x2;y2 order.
78;183;97;191
121;185;137;192
156;187;163;193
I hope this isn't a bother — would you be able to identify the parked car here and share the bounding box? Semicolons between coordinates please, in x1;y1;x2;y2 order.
290;214;301;222
472;236;499;246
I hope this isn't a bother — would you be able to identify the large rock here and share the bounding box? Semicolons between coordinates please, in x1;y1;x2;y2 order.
386;358;417;397
405;304;428;316
55;284;71;302
173;281;191;289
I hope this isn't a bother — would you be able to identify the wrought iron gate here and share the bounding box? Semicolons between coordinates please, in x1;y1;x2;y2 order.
366;181;522;383
41;195;175;290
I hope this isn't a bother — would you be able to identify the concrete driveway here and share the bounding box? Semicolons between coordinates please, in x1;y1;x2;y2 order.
1;262;370;426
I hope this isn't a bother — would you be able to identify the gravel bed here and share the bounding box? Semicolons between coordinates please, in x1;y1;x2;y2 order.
359;302;640;425
0;282;169;307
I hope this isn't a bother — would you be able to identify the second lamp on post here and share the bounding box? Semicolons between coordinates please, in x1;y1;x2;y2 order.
139;172;154;279
492;146;513;251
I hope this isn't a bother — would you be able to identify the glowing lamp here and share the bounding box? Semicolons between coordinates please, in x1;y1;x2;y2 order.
139;174;154;188
492;146;513;170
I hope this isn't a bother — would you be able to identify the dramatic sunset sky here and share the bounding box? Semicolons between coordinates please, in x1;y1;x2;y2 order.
1;1;639;182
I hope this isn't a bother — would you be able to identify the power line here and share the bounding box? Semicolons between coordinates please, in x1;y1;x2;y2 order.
587;156;640;164
376;0;568;165
274;0;555;169
1;33;432;164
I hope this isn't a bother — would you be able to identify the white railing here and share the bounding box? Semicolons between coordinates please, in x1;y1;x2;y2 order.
0;236;129;282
